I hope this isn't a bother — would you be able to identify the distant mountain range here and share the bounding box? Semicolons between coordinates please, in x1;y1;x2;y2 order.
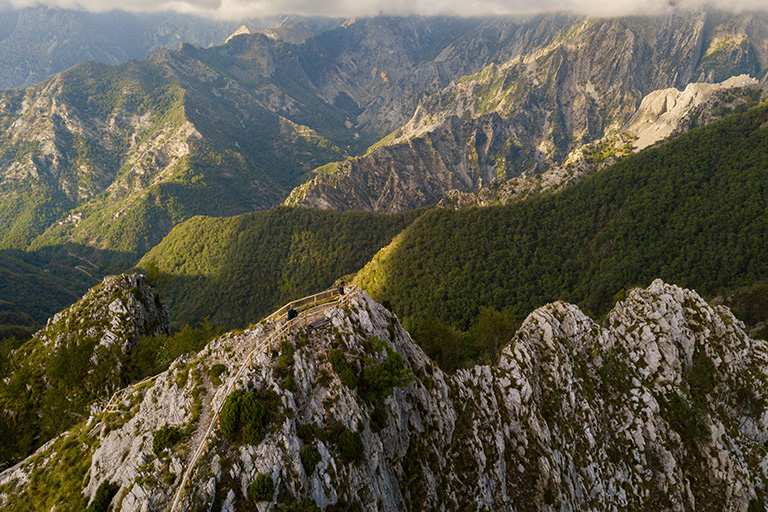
2;11;768;509
289;12;768;211
1;9;767;337
0;7;342;90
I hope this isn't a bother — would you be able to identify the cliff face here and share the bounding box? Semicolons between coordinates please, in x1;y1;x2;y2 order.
437;74;762;208
34;273;170;352
288;12;768;213
2;281;766;510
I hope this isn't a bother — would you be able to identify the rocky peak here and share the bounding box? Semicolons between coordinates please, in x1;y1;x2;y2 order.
36;273;170;352
258;23;313;45
2;280;767;510
225;25;253;43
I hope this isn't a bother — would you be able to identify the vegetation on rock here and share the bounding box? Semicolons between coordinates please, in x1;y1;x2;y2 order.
248;473;275;503
220;389;275;446
85;480;120;512
152;425;184;456
300;445;321;475
337;427;365;463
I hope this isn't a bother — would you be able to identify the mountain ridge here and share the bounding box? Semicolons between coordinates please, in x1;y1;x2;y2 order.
1;280;766;510
288;11;768;212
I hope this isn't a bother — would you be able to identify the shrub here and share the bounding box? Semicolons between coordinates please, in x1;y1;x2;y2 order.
296;422;328;444
326;501;364;512
660;392;706;445
274;342;295;380
688;351;717;402
329;349;357;389
208;363;226;384
275;342;297;390
248;473;274;502
85;481;120;512
220;389;271;445
337;428;364;463
281;373;297;392
370;405;388;433
301;444;322;474
359;349;411;403
152;425;184;456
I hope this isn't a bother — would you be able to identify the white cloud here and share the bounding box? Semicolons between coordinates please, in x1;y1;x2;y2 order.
3;0;768;19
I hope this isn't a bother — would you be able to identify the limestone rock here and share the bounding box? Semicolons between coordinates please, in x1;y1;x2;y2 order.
36;273;170;352
3;280;767;510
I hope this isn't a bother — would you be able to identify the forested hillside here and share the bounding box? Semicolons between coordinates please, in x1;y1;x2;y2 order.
138;207;420;327
1;12;766;339
356;101;768;367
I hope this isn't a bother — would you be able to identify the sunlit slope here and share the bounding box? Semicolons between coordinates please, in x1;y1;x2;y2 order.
355;101;768;329
138;207;420;327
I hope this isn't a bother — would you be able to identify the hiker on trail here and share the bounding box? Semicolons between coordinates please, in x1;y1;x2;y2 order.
338;281;345;295
287;304;298;320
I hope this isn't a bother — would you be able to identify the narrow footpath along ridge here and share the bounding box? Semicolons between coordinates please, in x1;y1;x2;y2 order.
1;280;767;511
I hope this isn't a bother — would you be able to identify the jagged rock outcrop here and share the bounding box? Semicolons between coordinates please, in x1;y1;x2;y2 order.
35;273;170;352
2;280;766;510
437;75;763;208
0;273;170;472
624;74;760;150
226;25;255;43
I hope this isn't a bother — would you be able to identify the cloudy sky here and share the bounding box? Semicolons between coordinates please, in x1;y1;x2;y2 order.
1;0;767;18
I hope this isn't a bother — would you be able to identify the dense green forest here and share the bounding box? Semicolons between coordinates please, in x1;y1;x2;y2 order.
356;101;768;369
138;207;421;328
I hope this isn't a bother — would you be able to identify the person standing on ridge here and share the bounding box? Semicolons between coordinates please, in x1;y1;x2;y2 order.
338;281;345;295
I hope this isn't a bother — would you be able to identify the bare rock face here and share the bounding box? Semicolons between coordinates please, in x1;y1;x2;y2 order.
437;74;762;208
226;25;254;43
624;74;759;150
3;280;767;510
285;115;512;212
36;273;170;352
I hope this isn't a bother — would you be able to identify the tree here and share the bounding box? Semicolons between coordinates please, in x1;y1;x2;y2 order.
471;306;516;364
